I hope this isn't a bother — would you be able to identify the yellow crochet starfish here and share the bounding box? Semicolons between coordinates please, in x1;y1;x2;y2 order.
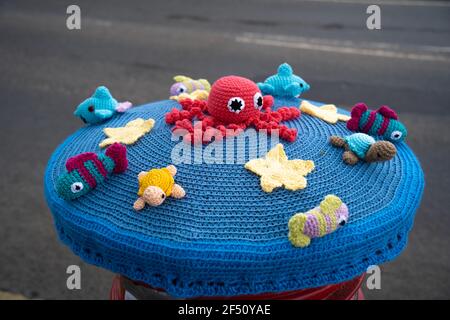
170;90;209;101
99;118;155;148
300;100;350;124
245;144;315;193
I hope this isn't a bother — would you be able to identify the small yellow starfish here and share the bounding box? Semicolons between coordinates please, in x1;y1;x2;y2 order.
245;144;315;193
99;118;155;148
300;100;350;124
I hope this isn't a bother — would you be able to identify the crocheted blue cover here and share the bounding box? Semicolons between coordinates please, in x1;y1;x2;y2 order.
44;98;424;298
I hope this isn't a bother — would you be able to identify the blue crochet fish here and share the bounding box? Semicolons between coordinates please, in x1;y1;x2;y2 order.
74;86;132;124
257;63;310;98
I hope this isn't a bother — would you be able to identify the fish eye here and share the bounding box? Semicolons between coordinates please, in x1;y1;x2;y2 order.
176;85;187;94
227;97;245;113
338;216;347;227
390;130;402;141
70;182;84;193
253;92;263;110
300;83;304;88
88;106;94;112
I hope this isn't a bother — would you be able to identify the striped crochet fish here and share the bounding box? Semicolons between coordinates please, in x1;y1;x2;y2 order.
288;195;349;248
346;103;407;143
56;143;128;200
169;75;211;97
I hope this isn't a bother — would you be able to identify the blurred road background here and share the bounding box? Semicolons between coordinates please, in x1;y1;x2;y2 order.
0;0;449;299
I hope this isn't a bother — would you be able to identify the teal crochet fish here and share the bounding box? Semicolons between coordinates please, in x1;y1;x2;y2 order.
257;63;310;98
74;86;132;124
55;143;128;201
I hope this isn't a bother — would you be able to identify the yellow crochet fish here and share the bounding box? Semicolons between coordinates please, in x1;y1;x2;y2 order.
300;100;350;124
288;195;349;248
99;118;155;148
170;90;209;102
169;75;211;101
245;143;315;192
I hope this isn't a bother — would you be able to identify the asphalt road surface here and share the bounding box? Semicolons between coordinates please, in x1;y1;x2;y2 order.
0;0;449;299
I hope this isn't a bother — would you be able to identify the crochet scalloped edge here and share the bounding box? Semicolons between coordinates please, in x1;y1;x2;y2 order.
52;209;414;298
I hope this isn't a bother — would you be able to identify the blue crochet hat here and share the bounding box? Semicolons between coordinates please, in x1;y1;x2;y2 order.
44;97;424;298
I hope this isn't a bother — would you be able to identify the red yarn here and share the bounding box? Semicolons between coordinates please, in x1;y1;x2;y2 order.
165;76;301;144
362;111;377;133
378;116;391;136
105;143;128;174
347;103;367;131
377;105;398;120
65;153;98;188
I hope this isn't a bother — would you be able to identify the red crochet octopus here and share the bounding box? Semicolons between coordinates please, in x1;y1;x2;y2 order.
165;76;301;144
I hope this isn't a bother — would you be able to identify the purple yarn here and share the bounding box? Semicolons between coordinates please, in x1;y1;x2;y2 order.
302;203;349;238
170;83;187;96
304;214;320;238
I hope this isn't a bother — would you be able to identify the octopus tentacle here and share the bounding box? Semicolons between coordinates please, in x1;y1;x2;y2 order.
277;124;298;142
272;107;301;121
165;99;208;124
165;81;300;144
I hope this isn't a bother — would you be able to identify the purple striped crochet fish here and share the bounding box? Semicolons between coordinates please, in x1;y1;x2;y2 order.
288;195;349;248
169;75;211;97
346;103;407;143
56;143;128;201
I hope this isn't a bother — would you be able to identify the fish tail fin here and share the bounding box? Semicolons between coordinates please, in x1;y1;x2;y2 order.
288;213;311;247
320;195;342;215
116;101;133;113
376;105;398;120
347;103;368;131
105;143;128;174
198;79;211;92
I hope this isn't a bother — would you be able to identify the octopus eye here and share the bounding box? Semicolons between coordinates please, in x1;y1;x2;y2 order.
70;182;84;193
227;97;245;113
88;106;94;112
253;92;263;110
176;85;187;94
390;130;402;141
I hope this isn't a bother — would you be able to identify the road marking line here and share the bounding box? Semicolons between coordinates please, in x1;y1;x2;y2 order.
235;33;450;63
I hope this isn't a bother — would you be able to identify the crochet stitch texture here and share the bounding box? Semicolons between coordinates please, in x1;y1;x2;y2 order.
44;98;424;298
99;118;155;148
245;143;314;192
138;168;174;197
344;133;376;159
300;100;351;124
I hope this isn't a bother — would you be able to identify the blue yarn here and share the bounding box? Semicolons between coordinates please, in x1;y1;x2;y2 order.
257;63;310;98
344;133;376;159
44;98;424;298
74;86;118;124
